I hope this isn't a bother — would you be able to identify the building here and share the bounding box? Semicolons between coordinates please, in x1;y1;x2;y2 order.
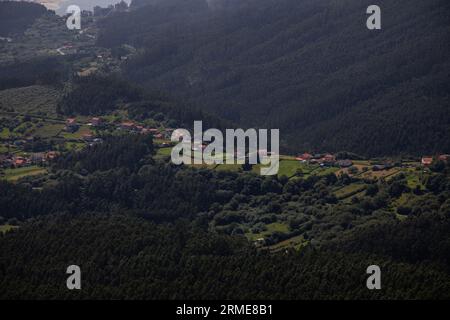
65;118;79;133
90;117;103;127
120;121;136;131
421;157;433;166
13;156;28;167
296;153;313;161
30;153;45;164
337;159;353;168
45;151;58;161
319;154;336;166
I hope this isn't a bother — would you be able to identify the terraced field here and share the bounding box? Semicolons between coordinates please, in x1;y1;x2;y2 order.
0;85;60;117
3;165;47;181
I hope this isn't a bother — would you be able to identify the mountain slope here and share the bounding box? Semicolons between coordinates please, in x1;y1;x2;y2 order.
0;1;49;36
97;0;450;156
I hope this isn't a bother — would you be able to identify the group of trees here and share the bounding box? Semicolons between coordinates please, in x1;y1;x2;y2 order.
57;75;143;116
0;1;49;37
1;212;449;299
0;57;68;91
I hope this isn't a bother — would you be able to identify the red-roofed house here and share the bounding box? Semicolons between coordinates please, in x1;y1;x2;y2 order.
65;118;79;132
14;157;27;167
90;117;103;127
120;121;136;131
296;153;313;161
45;151;58;160
421;157;433;166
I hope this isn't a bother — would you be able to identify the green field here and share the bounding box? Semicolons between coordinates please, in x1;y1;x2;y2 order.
156;147;172;156
0;85;60;117
0;144;12;153
0;225;19;234
404;170;425;190
246;222;290;242
277;159;303;177
267;234;308;252
317;166;340;176
60;125;92;140
33;123;64;138
3;166;47;181
65;142;86;151
0;128;11;139
215;163;241;172
334;183;367;199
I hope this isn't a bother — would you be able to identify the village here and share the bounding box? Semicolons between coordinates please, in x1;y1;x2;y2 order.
0;116;174;180
1;110;449;183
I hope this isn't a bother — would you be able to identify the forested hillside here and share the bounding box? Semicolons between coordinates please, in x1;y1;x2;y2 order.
97;0;450;156
2;213;450;299
2;133;450;299
0;1;49;36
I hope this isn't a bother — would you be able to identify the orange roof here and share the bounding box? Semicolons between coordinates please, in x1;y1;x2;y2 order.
421;157;433;165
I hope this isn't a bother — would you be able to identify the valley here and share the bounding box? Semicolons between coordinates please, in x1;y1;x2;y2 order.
0;0;449;300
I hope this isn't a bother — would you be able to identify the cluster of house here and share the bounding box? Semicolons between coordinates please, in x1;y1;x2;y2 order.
0;151;58;169
65;118;79;133
296;153;353;168
117;121;174;139
421;154;450;166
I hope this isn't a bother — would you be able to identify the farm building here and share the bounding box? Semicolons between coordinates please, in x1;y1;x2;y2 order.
296;153;313;161
119;122;137;131
90;117;103;127
421;157;433;166
30;153;45;164
65;118;79;133
337;159;353;168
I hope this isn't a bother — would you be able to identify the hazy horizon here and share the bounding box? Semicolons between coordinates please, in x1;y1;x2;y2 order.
33;0;130;14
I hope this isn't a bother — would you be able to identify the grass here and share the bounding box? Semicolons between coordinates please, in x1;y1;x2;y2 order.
246;222;290;242
267;235;308;252
3;165;47;181
405;171;424;190
0;144;13;153
361;167;400;180
317;166;339;176
65;142;86;151
0;128;11;138
156;147;172;156
33;123;64;138
334;183;367;199
0;225;19;234
215;163;242;172
277;159;303;177
60;125;92;140
0;85;60;117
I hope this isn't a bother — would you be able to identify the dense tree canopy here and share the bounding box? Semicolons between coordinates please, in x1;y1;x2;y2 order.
97;0;450;156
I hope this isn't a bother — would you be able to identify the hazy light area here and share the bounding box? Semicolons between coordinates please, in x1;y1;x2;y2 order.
34;0;131;15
